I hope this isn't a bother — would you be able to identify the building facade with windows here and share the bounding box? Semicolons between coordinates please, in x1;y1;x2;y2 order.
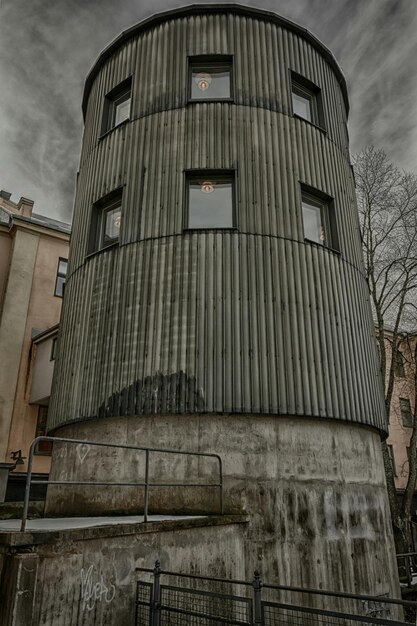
47;5;398;594
0;190;70;497
384;329;417;494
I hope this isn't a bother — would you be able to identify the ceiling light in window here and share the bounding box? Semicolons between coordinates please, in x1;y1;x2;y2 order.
201;181;215;193
195;72;212;91
113;214;122;228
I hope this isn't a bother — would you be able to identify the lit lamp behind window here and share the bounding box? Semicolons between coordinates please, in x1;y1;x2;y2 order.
195;72;212;91
201;181;215;193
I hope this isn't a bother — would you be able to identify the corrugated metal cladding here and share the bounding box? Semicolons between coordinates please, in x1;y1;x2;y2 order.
48;7;386;432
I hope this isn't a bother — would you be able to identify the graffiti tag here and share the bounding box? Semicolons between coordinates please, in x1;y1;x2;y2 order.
80;565;116;611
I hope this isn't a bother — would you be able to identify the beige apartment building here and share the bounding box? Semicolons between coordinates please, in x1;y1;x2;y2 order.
385;329;417;497
0;190;70;499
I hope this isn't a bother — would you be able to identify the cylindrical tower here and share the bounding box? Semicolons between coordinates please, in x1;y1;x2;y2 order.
47;5;398;594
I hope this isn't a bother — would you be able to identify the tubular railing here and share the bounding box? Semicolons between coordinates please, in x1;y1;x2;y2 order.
20;436;223;532
135;562;417;626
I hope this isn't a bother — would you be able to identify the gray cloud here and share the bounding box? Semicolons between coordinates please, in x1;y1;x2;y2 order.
0;0;416;222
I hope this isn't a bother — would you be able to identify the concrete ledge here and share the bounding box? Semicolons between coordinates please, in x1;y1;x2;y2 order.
0;514;248;547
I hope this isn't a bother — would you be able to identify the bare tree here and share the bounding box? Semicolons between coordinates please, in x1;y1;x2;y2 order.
354;146;417;549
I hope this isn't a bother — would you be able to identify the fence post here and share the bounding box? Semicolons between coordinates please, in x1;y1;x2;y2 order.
252;570;263;626
151;560;161;626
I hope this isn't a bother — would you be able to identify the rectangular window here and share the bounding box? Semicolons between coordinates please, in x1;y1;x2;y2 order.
300;185;339;251
50;337;57;361
189;56;233;101
395;350;405;378
101;77;132;135
34;406;52;455
291;71;324;128
400;398;413;428
54;258;68;297
88;189;123;255
185;171;235;230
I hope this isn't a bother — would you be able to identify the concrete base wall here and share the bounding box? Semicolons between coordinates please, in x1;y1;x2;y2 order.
0;517;247;626
44;415;400;597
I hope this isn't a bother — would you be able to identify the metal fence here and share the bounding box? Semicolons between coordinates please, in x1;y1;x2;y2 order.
136;562;417;626
20;436;223;531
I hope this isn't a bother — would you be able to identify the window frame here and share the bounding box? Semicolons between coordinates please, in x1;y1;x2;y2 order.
34;406;52;456
299;183;339;252
54;258;68;298
188;55;234;103
400;397;413;428
290;70;325;130
184;169;237;231
395;350;405;378
100;76;132;137
87;187;124;256
50;337;58;361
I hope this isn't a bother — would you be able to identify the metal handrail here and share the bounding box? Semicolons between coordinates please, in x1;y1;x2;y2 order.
135;565;417;607
21;436;223;532
135;562;417;626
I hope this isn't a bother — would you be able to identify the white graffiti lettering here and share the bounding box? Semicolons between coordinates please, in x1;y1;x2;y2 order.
80;565;116;611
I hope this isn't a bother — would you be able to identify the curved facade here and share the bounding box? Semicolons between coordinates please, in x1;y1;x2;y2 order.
47;5;397;594
49;4;385;432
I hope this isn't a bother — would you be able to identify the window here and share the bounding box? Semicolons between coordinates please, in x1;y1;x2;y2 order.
101;77;132;135
88;189;123;254
300;185;339;251
34;406;52;455
189;56;233;101
185;171;235;230
54;258;67;297
395;350;405;378
400;398;413;428
50;337;57;361
387;445;397;477
291;71;324;128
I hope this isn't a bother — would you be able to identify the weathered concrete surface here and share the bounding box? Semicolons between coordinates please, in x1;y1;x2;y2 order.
0;515;248;626
45;415;401;598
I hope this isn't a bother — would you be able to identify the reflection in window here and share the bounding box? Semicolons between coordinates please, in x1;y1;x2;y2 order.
301;187;339;251
291;71;324;128
189;57;232;101
101;77;132;135
186;173;235;229
88;190;123;255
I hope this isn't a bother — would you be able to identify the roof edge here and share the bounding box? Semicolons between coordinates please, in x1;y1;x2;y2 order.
82;3;349;118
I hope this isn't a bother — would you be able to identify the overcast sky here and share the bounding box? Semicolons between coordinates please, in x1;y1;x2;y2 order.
1;0;416;223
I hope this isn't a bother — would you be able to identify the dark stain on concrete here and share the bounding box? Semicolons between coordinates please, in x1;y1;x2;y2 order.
96;371;205;418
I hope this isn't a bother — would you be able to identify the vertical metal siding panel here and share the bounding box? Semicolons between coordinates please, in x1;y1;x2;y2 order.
223;232;233;411
214;233;224;411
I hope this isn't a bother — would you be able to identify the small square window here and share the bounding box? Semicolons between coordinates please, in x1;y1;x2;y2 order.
34;406;52;455
88;190;123;254
185;172;235;230
301;185;339;251
101;77;132;135
291;71;324;128
54;258;68;297
400;398;413;428
189;56;232;101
